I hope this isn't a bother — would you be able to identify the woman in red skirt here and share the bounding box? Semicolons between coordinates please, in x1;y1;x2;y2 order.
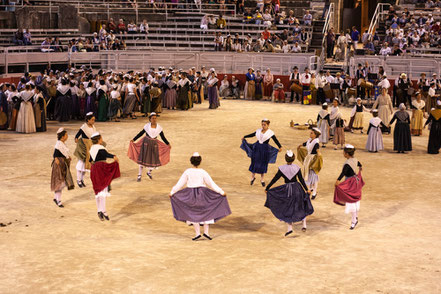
334;144;364;230
90;132;120;221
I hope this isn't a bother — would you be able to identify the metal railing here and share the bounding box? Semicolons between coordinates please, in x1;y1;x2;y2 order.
349;55;441;79
16;0;237;23
367;3;390;41
319;2;334;69
0;49;316;75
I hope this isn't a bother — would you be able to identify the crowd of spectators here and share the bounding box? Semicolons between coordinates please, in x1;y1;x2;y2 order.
212;26;308;53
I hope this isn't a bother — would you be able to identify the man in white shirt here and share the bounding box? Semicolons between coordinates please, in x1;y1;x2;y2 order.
291;42;302;53
378;74;390;90
325;70;334;84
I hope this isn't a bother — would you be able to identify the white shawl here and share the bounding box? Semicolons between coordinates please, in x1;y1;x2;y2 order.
80;123;96;139
86;87;96;96
330;106;339;120
306;138;320;154
369;117;382;127
256;128;274;144
89;144;106;161
144;123;163;139
412;99;425;110
54;140;70;159
345;157;359;174
318;109;328;119
57;84;70;95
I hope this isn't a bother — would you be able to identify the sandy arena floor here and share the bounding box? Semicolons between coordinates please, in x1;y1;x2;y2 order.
1;99;440;293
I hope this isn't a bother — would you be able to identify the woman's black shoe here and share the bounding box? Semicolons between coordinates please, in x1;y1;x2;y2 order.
58;203;64;208
77;181;84;188
261;181;266;187
350;220;358;230
98;212;105;221
53;199;59;206
203;233;212;240
311;194;316;200
285;230;293;237
103;213;110;221
192;235;201;241
250;178;256;185
80;181;86;187
302;227;307;232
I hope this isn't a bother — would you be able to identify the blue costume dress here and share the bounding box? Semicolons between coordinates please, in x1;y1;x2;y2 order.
241;128;281;174
265;164;314;223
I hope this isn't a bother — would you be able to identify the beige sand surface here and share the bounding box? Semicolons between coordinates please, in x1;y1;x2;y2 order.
1;100;440;293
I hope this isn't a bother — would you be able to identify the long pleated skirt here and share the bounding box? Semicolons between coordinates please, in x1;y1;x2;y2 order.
411;109;424;136
170;187;231;223
165;89;177;109
365;126;384;152
428;119;441;154
123;93;137;115
393;122;412;152
15;101;36;133
241;140;278;174
208;86;220;109
265;182;314;223
55;95;72;122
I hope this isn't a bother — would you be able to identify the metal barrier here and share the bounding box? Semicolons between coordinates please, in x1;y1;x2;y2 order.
0;49;316;75
349;55;441;79
319;2;333;69
70;51;317;74
20;0;237;22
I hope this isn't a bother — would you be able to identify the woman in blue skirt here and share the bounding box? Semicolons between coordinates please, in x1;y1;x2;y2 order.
265;150;313;236
241;119;282;187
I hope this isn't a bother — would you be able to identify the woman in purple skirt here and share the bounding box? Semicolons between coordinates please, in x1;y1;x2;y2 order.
207;69;220;109
169;152;231;241
265;150;313;236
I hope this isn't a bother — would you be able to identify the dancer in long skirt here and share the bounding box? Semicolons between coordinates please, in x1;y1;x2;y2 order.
317;103;331;147
128;112;171;181
245;68;256;99
410;91;425;136
207;69;220;109
334;144;364;230
263;68;274;100
389;103;412;153
255;70;264;100
123;78;139;119
265;150;313;236
169;152;231;240
70;81;80;120
15;84;36;133
241;119;282;187
85;82;97;117
78;83;86;119
165;78;177;109
366;110;386;152
424;100;441;154
297;128;323;200
33;86;47;132
51;128;74;208
177;73;191;110
74;113;97;187
97;80;109;122
349;98;368;133
7;85;20;130
329;98;340;137
108;85;122;122
55;78;72;122
372;87;393;133
0;84;8;130
89;132;120;221
332;112;346;150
